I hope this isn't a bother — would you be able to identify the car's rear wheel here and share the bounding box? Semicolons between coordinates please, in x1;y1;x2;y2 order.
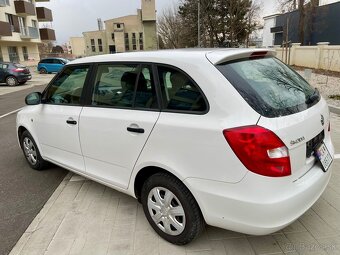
20;130;49;171
39;68;47;74
6;76;18;86
141;172;205;245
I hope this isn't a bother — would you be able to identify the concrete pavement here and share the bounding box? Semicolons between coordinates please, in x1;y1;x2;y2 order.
7;115;340;255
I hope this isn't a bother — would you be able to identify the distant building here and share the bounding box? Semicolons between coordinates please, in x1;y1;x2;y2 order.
263;1;340;47
69;37;86;57
0;0;56;64
71;0;157;56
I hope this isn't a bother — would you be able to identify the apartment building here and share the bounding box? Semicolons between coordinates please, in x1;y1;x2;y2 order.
77;0;157;56
0;0;56;65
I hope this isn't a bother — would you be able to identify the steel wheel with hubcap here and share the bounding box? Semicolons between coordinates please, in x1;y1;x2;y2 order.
23;137;37;165
141;172;205;245
20;130;49;170
6;76;18;86
39;68;47;74
147;187;186;236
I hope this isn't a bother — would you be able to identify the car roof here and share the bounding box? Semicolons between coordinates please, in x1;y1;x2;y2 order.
69;48;276;66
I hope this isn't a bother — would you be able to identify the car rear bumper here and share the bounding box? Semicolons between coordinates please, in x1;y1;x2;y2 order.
184;162;332;235
17;74;32;82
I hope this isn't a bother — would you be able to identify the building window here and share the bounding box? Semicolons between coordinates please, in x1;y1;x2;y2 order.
22;47;29;61
91;39;96;52
0;47;3;62
98;39;103;52
5;0;10;5
132;33;137;50
32;20;38;28
111;33;115;41
5;13;15;32
139;32;144;50
18;17;27;36
117;23;121;29
124;33;129;51
8;46;19;63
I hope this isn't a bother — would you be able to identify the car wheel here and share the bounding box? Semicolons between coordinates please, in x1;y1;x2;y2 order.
39;68;47;74
20;130;49;171
6;76;18;86
141;172;205;245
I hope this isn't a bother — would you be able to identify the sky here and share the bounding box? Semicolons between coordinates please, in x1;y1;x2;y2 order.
37;0;279;45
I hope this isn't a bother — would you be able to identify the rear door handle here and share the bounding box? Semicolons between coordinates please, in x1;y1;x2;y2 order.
66;118;77;125
127;126;144;134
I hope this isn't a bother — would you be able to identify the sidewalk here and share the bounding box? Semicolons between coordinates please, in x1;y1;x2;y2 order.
9;115;340;255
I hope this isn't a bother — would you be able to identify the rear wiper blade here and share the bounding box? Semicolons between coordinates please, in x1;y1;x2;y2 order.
305;88;319;104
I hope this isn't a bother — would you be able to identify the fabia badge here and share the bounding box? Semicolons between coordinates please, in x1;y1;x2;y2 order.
290;136;306;146
321;115;325;126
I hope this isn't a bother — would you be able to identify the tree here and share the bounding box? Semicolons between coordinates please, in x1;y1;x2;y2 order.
158;5;184;48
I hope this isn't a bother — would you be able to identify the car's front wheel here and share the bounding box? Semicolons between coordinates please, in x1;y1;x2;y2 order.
6;76;18;86
141;172;205;245
20;130;49;170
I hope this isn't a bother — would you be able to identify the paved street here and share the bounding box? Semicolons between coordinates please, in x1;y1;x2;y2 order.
1;76;340;255
0;76;68;255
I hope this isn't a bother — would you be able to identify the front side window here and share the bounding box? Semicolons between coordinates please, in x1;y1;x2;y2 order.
92;64;158;109
217;57;319;117
157;66;207;112
44;65;89;105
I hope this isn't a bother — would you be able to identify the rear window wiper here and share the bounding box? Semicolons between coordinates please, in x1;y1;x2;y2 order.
305;88;319;104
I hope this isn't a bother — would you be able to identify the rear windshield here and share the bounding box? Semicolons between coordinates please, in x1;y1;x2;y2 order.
217;57;320;118
14;64;26;68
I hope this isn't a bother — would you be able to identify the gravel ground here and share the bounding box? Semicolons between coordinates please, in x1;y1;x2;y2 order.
297;70;340;107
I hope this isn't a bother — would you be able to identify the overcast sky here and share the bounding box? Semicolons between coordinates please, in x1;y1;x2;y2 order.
37;0;279;45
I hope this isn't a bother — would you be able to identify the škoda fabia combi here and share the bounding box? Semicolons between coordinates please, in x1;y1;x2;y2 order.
17;49;334;244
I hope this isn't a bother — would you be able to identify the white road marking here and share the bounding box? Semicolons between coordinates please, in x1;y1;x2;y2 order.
335;154;340;160
0;108;23;119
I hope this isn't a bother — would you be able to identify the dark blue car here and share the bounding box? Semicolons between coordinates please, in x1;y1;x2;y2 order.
0;62;32;86
37;58;69;74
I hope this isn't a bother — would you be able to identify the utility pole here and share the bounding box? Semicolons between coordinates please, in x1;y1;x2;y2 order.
198;0;201;47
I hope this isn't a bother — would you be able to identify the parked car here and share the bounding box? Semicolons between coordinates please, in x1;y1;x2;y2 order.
0;62;31;86
37;58;69;74
17;49;334;245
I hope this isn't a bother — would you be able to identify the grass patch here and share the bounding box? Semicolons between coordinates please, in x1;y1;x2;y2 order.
329;94;340;100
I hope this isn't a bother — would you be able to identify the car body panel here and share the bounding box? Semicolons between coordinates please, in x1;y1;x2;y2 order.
79;107;160;189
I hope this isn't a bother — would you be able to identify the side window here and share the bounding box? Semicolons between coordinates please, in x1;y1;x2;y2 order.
157;66;207;112
44;65;89;105
92;64;158;109
53;59;61;64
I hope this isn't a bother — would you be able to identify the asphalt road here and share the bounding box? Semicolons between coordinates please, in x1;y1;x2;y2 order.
0;86;67;255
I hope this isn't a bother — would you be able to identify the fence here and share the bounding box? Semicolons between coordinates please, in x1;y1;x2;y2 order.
274;42;340;72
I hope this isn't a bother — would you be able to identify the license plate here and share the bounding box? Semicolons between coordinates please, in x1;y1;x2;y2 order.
315;142;333;172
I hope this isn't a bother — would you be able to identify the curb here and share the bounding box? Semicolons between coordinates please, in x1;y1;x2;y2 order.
9;172;73;255
329;105;340;115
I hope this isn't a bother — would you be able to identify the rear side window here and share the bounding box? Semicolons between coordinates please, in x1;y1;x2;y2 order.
157;66;207;113
217;57;319;118
92;64;158;109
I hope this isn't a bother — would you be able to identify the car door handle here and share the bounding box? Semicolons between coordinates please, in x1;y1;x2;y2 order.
127;127;145;134
66;118;77;125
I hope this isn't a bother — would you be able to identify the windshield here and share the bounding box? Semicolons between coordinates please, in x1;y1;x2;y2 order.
217;57;319;118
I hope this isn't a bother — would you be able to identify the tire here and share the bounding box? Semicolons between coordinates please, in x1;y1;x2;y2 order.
6;76;18;86
20;130;49;171
39;68;47;74
141;172;205;245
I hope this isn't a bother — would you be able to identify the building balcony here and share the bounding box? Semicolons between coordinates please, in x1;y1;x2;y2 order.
39;28;56;41
0;0;7;7
0;21;12;37
35;0;49;2
14;0;36;16
36;7;53;22
20;26;39;39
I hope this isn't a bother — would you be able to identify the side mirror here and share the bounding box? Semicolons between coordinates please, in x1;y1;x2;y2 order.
25;92;42;105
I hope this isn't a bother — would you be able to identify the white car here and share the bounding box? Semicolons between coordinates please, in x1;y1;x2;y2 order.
17;49;334;245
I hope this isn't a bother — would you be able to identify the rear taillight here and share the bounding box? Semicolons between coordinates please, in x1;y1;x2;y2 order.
12;68;25;73
223;126;291;177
